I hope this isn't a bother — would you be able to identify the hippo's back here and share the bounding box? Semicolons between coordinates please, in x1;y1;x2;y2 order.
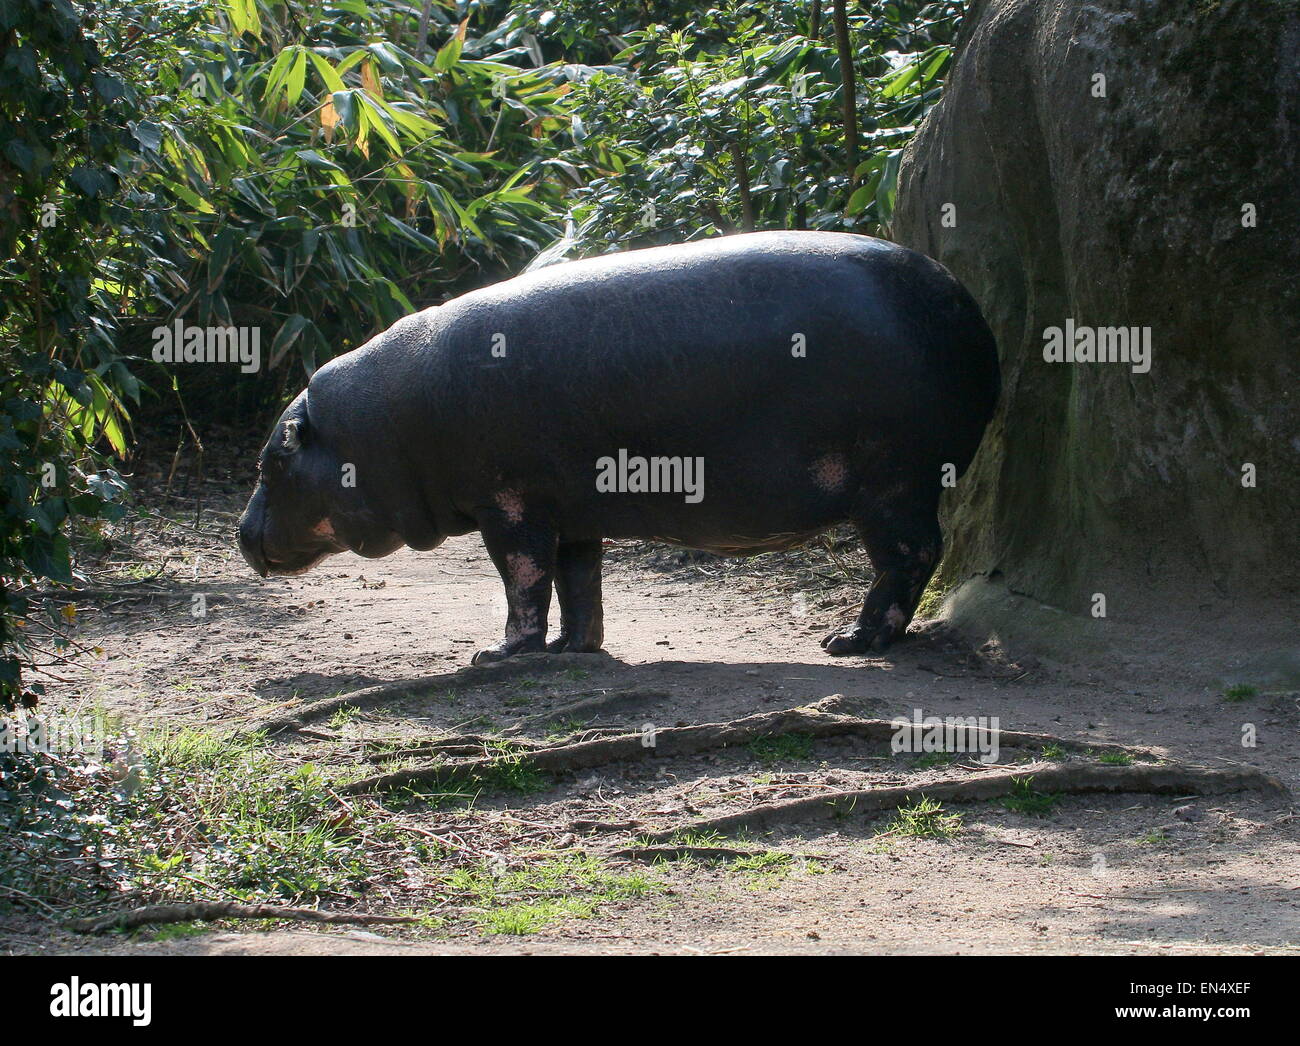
424;232;996;449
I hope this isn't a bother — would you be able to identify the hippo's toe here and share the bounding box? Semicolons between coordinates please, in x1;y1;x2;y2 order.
821;623;900;656
821;629;870;656
471;634;546;665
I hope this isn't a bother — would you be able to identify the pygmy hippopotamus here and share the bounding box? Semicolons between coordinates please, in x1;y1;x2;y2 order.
238;231;1000;663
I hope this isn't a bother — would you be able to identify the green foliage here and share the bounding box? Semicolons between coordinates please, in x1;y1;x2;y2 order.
541;0;964;259
0;0;139;710
0;725;366;912
109;0;578;380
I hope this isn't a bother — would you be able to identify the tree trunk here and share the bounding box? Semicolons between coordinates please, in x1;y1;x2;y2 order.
831;0;857;187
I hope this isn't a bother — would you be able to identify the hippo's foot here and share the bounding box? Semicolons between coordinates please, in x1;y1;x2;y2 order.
824;495;942;659
820;624;894;656
545;633;604;654
471;634;546;665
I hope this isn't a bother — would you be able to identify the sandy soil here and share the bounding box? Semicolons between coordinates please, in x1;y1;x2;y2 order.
3;491;1297;956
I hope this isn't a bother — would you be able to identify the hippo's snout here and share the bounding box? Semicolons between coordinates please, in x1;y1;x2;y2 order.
238;518;269;578
237;489;270;578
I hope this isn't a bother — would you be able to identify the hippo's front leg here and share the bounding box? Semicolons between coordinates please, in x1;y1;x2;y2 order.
472;504;558;665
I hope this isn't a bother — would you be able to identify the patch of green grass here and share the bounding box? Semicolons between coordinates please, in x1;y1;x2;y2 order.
1000;776;1060;817
912;752;956;769
1098;750;1133;766
143;726;264;771
657;829;727;848
1135;829;1168;845
544;717;588;740
384;750;550;810
1040;743;1066;761
445;853;659;935
747;732;815;764
328;706;360;729
480;899;595;935
881;796;963;840
1223;683;1257;702
389;781;480;812
474;747;552;794
732;850;828;890
561;668;591;682
482;739;531;757
631;833;820;888
479;763;551;794
732;850;795;889
143;921;209;942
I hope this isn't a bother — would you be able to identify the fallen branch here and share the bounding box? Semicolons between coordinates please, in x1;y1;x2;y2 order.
608;845;829;863
67;901;424;935
569;819;645;834
642;762;1287;841
365;724;635;763
610;846;780;863
340;697;1160;795
243;651;614;737
366;733;548;762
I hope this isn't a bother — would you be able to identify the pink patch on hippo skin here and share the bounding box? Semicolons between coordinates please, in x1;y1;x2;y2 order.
494;489;526;525
502;553;546;637
506;553;544;591
311;518;337;540
810;453;850;492
885;604;908;630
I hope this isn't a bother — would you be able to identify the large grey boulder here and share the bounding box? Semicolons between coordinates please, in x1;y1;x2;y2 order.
894;0;1300;623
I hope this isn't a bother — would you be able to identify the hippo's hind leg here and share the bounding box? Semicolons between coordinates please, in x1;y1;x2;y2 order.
472;509;558;665
822;488;942;656
547;539;605;653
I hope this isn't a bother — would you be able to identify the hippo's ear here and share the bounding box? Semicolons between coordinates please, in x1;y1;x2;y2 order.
282;417;305;452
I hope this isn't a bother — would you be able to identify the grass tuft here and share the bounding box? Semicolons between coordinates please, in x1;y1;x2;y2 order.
881;796;963;840
1000;776;1059;817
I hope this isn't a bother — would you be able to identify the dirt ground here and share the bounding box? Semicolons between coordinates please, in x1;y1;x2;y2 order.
3;485;1297;956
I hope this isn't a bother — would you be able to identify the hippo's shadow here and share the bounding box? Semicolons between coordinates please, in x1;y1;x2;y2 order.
243;625;1020;739
252;670;386;704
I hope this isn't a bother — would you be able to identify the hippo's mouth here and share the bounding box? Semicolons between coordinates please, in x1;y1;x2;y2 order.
239;522;333;578
263;550;332;576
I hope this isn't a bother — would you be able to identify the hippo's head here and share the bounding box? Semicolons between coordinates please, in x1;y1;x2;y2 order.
237;392;403;577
